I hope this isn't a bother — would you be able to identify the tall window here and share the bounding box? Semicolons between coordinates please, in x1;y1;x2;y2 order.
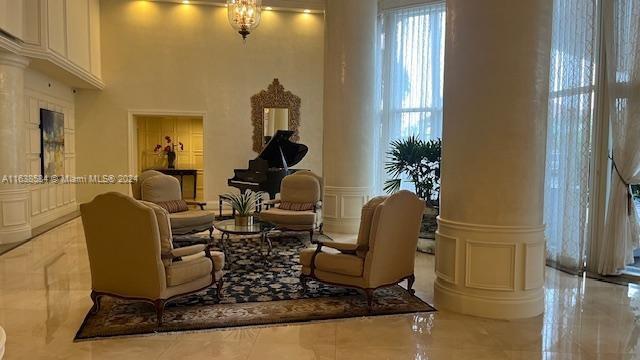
598;0;640;274
544;0;599;272
375;2;446;193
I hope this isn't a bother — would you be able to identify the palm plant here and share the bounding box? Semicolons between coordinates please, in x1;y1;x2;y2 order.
384;136;442;205
222;190;264;216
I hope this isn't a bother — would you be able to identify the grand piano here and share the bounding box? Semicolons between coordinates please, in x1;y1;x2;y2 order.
228;130;308;199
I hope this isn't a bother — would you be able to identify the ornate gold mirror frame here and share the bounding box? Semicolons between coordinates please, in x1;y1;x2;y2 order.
251;78;301;153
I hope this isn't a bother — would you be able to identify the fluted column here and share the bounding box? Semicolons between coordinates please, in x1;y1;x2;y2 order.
0;52;31;244
322;0;377;233
434;0;552;319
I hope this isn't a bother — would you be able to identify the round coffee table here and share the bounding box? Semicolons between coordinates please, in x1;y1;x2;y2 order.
214;219;275;267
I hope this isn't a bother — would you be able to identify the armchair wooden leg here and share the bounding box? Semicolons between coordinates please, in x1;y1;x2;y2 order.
364;289;375;312
407;274;416;295
216;278;224;302
154;299;166;327
309;229;315;243
90;291;101;314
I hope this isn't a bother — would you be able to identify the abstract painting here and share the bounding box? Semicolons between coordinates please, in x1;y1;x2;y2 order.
40;109;65;176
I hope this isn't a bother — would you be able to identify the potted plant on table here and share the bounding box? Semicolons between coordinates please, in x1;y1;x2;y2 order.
384;136;442;254
154;136;184;169
221;190;264;226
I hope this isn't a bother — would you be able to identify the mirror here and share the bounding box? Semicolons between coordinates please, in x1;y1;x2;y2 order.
263;108;289;143
251;79;301;152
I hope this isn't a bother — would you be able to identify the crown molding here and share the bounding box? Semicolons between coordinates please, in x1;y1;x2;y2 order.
0;35;104;90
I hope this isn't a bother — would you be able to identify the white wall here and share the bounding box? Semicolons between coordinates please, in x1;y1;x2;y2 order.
75;0;324;203
24;68;78;228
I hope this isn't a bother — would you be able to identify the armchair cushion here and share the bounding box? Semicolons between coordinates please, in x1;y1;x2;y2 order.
300;247;364;277
169;209;216;234
279;201;315;211
166;256;212;287
157;199;189;213
259;207;316;226
171;244;206;258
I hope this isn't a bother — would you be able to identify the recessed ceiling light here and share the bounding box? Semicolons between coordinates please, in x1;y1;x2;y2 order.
182;0;189;3
265;6;273;10
303;9;311;13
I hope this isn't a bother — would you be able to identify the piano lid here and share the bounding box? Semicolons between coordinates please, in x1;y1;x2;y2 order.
258;130;308;168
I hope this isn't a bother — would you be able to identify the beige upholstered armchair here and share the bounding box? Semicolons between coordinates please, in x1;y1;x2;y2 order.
299;190;425;308
80;192;225;326
290;170;323;231
259;172;322;241
133;170;216;236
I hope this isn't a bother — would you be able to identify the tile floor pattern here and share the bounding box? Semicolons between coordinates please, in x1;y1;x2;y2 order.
0;218;639;359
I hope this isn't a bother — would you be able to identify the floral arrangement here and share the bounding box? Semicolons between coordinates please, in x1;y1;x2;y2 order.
153;136;184;155
222;190;264;216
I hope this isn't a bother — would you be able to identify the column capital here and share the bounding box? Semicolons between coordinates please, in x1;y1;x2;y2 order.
0;51;29;69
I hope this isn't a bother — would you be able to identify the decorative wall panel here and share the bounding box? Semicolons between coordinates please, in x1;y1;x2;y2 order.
525;242;545;290
24;73;77;228
435;233;457;283
465;241;516;291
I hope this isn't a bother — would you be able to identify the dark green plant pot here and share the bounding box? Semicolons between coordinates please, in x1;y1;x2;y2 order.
417;205;438;254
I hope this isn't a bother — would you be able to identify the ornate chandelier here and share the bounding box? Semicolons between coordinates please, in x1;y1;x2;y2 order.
227;0;262;41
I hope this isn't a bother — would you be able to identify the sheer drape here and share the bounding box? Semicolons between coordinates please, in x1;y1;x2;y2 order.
543;0;598;272
374;3;446;194
598;0;640;275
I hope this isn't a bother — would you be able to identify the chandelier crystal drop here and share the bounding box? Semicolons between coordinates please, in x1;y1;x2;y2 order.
227;0;262;41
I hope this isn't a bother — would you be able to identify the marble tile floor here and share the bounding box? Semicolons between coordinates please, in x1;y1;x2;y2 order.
0;218;639;359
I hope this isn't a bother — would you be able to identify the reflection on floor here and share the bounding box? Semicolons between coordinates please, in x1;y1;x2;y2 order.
0;211;79;256
0;218;639;359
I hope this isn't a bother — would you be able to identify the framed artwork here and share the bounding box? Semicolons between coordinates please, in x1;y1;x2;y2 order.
40;109;65;176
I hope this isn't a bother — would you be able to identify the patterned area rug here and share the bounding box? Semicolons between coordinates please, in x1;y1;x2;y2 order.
75;232;435;340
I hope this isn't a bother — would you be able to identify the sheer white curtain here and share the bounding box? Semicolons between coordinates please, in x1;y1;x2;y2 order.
374;2;446;194
598;0;640;275
543;0;598;272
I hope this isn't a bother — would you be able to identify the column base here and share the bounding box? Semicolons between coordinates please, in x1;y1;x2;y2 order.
0;188;32;244
322;186;370;234
434;216;545;319
0;227;31;244
434;279;544;319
